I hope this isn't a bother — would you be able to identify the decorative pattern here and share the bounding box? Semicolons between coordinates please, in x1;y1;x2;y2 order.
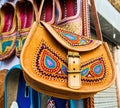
2;41;12;52
0;33;16;56
52;25;93;46
33;42;68;82
16;32;28;57
32;41;107;84
47;97;56;108
81;57;106;83
58;19;83;36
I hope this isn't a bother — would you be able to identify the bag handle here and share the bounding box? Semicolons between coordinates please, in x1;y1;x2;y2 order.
90;0;103;41
37;0;44;22
32;0;45;23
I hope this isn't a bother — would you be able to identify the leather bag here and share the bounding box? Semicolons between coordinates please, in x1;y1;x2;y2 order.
20;0;116;100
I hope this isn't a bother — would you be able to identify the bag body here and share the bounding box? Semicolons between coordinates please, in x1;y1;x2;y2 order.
20;22;115;99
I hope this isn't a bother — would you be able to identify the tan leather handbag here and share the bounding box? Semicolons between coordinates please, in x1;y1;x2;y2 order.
20;0;116;100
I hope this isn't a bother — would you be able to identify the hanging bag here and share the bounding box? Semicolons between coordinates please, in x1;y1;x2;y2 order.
20;0;115;100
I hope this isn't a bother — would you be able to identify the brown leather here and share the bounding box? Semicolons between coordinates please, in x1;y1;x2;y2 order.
20;21;115;99
84;97;95;108
90;0;103;41
0;69;8;108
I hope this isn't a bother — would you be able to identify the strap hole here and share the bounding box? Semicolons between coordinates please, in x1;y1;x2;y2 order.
73;68;75;70
73;75;76;78
73;61;75;63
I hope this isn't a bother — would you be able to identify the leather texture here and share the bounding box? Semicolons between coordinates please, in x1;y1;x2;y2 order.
0;69;8;108
90;0;103;41
20;21;116;99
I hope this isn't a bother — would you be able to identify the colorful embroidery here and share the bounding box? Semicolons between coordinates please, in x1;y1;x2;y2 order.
16;34;27;53
47;97;56;108
33;42;67;82
2;41;12;52
22;37;26;46
62;33;77;40
81;68;89;76
0;35;16;55
81;57;106;83
40;50;60;72
80;39;87;44
93;64;102;75
33;41;106;84
16;39;19;48
52;25;93;46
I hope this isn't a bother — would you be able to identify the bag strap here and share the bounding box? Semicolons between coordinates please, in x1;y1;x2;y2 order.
37;0;45;22
32;0;45;23
82;0;90;37
90;0;103;41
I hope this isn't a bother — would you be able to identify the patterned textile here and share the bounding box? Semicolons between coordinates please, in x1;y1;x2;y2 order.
47;97;56;108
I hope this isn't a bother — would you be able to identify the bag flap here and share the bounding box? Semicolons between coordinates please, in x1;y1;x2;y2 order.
41;21;102;52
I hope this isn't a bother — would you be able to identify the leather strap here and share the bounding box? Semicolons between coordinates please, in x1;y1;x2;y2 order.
90;0;103;41
37;0;45;22
67;51;81;89
32;0;45;23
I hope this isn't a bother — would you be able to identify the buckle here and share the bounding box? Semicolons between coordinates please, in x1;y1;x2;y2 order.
67;51;81;73
67;51;81;89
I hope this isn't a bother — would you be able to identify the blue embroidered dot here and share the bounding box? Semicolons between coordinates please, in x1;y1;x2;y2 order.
45;56;56;69
80;39;86;44
94;64;102;75
62;33;77;40
81;68;89;76
62;65;67;74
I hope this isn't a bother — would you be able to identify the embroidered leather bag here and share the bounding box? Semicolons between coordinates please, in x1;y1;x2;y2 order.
20;0;115;99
